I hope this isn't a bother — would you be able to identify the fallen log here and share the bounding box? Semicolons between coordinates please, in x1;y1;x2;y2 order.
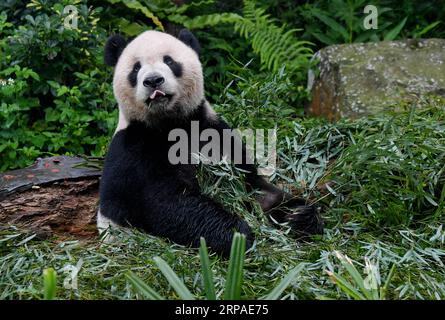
0;156;102;240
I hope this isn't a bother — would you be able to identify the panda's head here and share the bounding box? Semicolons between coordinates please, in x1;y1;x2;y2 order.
104;30;203;125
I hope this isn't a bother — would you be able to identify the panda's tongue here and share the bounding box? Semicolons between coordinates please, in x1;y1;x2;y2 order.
150;90;166;100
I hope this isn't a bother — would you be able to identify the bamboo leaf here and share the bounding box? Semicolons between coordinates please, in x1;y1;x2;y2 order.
384;17;407;41
43;268;57;300
153;257;195;300
327;270;366;300
263;263;306;300
334;251;371;299
126;271;165;300
224;233;246;300
199;237;217;300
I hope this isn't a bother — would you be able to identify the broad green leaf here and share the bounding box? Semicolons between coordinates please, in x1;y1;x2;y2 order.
199;238;217;300
153;256;195;300
126;271;165;300
384;17;407;41
380;264;396;300
224;233;246;300
43;268;57;300
327;270;366;300
311;10;349;42
263;264;306;300
414;21;441;38
335;251;372;299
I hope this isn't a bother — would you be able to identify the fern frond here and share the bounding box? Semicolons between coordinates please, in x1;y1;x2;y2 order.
233;1;313;73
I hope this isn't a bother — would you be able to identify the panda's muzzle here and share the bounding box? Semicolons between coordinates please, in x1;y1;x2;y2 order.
143;75;165;88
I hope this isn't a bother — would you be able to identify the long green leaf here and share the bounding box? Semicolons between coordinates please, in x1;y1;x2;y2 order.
334;251;371;299
224;233;246;300
380;264;397;300
414;21;441;38
199;238;217;300
153;257;195;300
263;264;306;300
311;10;349;42
43;268;57;300
384;17;407;41
126;271;165;300
327;271;366;300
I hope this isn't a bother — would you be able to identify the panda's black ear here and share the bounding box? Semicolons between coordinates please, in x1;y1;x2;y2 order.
104;34;128;67
178;29;201;56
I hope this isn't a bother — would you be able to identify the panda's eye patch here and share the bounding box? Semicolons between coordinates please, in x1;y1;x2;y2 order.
128;62;141;87
132;62;141;72
163;55;182;78
163;55;174;65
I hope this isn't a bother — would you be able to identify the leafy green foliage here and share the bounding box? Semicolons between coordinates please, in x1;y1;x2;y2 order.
234;1;313;73
214;67;308;132
294;0;445;46
328;98;445;226
298;0;397;44
272;96;445;227
0;1;116;171
105;0;164;30
199;237;217;300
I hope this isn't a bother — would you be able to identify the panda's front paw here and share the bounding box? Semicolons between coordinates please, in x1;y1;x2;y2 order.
283;205;324;238
268;199;324;239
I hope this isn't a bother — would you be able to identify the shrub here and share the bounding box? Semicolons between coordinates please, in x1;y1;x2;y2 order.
0;1;116;171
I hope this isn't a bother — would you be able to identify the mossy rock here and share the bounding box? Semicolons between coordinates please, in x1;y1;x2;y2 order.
307;39;445;120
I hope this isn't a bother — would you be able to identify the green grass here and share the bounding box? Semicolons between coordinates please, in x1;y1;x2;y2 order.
1;96;444;300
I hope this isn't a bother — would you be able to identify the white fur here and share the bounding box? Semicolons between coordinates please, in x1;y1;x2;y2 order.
203;100;218;122
115;106;128;134
113;30;204;126
97;209;118;243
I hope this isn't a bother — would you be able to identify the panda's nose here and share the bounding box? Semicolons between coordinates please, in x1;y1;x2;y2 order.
143;75;165;88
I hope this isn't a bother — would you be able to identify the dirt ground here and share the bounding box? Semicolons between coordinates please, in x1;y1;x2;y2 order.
0;179;99;240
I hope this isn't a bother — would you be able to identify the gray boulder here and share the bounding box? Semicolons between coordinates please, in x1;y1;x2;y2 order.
306;39;445;119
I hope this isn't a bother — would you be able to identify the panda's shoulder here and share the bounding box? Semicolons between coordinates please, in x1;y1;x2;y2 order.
106;122;153;158
192;99;227;129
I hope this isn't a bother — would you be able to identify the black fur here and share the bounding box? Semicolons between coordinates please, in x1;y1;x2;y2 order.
178;29;201;56
100;104;254;257
128;62;140;87
163;55;183;78
104;34;127;67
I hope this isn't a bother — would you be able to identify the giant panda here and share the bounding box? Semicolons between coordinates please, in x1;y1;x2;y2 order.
98;29;323;256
